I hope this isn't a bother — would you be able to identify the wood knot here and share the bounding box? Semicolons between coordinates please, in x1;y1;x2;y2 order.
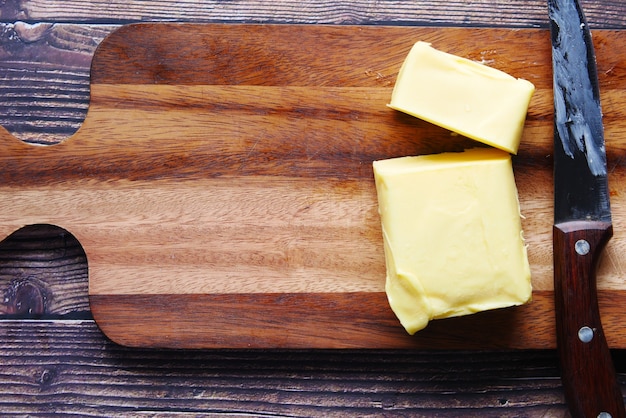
13;22;54;44
39;368;57;387
3;278;47;317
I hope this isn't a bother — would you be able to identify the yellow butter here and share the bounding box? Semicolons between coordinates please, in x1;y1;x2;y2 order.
388;41;535;155
373;148;532;334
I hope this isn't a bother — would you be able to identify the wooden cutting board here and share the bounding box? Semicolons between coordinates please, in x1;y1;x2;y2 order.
1;23;626;349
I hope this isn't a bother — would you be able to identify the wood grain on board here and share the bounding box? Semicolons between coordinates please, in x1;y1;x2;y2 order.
1;23;626;349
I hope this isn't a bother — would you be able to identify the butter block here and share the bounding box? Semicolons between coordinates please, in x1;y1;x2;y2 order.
388;41;535;154
373;148;532;334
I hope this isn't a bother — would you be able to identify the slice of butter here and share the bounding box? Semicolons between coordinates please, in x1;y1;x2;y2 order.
373;148;532;334
388;41;535;155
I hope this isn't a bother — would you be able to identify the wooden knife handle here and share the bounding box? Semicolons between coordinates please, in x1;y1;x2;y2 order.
553;220;625;418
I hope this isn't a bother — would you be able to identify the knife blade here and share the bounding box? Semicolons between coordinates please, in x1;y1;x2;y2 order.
548;0;625;416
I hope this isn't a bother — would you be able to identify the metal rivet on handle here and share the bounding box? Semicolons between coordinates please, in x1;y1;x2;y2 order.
575;239;590;255
598;412;612;418
578;326;594;343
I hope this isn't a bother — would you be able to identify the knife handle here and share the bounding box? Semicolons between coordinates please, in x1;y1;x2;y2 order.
553;220;625;418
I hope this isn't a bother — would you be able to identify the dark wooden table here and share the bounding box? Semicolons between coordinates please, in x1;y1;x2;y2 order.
1;1;625;415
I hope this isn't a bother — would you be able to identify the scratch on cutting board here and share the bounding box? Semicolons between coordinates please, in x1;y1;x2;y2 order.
239;137;260;171
476;50;497;66
306;147;321;161
604;247;625;281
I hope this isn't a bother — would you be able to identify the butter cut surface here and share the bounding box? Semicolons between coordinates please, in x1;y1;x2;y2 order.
388;41;535;155
373;148;532;335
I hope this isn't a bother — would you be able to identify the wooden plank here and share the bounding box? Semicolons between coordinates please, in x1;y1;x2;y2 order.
7;0;626;28
0;320;569;416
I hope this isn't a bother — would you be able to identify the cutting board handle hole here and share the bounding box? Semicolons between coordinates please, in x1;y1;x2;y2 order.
0;22;104;146
0;97;87;146
0;224;90;319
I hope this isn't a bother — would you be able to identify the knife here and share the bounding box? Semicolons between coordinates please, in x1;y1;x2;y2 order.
548;0;625;416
